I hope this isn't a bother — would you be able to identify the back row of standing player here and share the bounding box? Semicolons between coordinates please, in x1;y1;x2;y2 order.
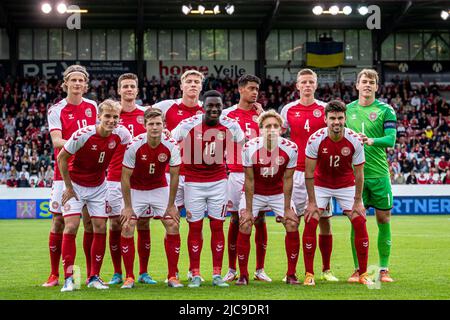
43;65;396;290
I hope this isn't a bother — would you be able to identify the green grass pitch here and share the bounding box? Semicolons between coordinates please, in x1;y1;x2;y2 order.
0;215;449;300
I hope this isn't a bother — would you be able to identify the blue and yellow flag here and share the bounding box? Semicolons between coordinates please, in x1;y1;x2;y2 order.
306;42;344;68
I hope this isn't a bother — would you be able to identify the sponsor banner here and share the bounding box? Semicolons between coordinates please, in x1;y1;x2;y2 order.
1;199;51;219
18;61;137;78
147;61;255;78
333;196;450;215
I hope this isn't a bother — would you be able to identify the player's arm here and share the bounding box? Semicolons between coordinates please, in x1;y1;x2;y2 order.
165;165;180;223
304;157;320;222
283;167;298;224
120;166;136;227
360;109;397;147
50;130;67;149
351;163;365;218
57;149;77;205
242;166;255;226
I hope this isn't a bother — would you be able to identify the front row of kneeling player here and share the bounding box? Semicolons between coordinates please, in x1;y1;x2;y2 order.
58;94;372;292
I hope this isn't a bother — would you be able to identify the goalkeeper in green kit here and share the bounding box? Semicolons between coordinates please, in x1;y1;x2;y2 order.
345;69;396;283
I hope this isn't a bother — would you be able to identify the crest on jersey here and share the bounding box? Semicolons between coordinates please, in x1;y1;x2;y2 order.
137;116;144;124
63;203;71;212
217;132;226;141
369;112;378;121
322;148;328;154
85;108;93;118
276;156;285;166
313;109;322;118
351;114;357;120
295;112;301;118
227;200;234;208
196;133;203;140
158;153;168;162
91;145;98;151
51;201;59;210
341;147;351;156
68;114;75;120
196;110;203;115
108;141;116;149
252;115;259;122
141;154;148;161
177;110;183;116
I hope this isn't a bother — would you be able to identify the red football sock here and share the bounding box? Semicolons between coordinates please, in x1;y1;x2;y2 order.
49;232;63;276
164;233;181;279
137;229;150;275
351;216;369;274
61;233;76;279
302;218;319;275
187;220;203;276
254;219;267;270
90;233;106;278
121;236;135;279
210;218;225;275
227;216;239;270
109;230;122;274
319;234;332;272
285;230;300;276
83;231;93;278
236;231;251;278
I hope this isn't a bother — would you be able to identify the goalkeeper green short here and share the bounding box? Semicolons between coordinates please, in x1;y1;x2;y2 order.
363;176;393;211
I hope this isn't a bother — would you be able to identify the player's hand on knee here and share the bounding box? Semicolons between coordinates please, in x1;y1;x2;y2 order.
239;208;253;227
120;207;135;227
186;210;192;221
61;187;78;206
284;207;299;224
351;199;366;218
303;203;319;223
164;204;180;224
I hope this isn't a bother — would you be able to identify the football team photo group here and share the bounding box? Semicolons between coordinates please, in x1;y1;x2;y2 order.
43;65;396;292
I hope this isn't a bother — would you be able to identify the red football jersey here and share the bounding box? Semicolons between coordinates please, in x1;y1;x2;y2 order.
153;98;204;175
305;127;365;189
48;98;98;181
122;133;181;190
242;136;298;196
153;98;204;131
280;99;327;171
63;125;131;187
222;104;260;172
172;114;245;183
107;106;147;182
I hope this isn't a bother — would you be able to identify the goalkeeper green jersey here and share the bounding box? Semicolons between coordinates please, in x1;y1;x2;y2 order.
346;99;397;179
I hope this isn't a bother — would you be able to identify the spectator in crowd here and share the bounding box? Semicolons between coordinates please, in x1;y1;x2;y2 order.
393;173;406;185
442;169;450;184
418;158;429;173
417;172;428;184
428;168;442;184
390;159;402;175
406;171;418;184
17;173;30;187
437;156;448;173
0;168;7;184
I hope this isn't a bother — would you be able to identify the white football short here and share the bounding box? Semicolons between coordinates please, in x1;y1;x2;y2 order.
61;181;108;219
131;187;169;219
293;170;332;217
315;186;356;215
49;180;64;215
166;173;185;208
238;193;297;218
227;172;271;214
184;179;228;223
106;181;152;219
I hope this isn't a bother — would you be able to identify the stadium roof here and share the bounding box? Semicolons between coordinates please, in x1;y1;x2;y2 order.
1;0;449;31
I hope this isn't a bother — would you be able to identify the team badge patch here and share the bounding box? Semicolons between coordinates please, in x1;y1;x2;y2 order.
158;153;168;162
369;112;378;121
276;156;285;165
51;201;59;210
137;116;144;124
341;147;351;156
253;115;259;122
108;141;117;149
85;108;92;118
196;110;203;115
313;109;322;118
227;200;234;208
63;203;71;212
217;132;226;140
